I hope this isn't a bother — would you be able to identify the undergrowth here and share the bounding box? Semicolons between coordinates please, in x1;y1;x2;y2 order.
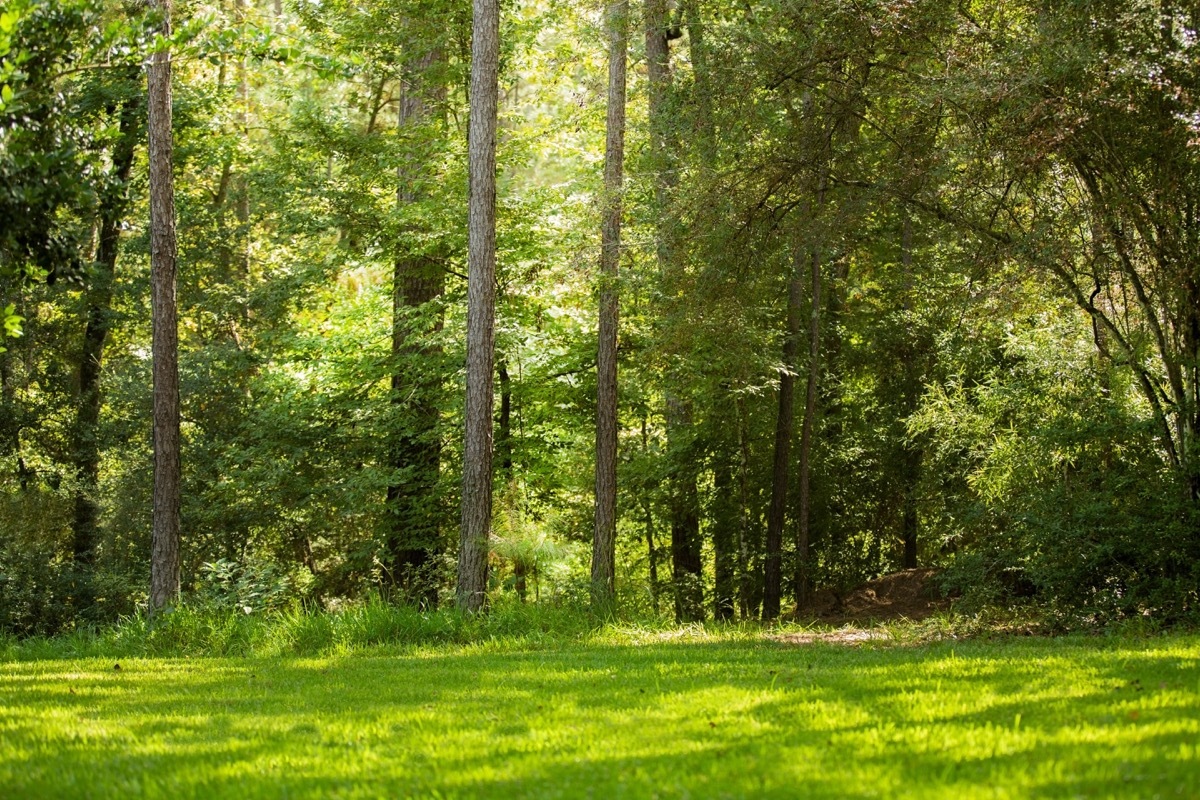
5;594;1179;664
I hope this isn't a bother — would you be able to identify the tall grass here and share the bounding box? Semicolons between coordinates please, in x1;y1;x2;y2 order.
0;597;612;661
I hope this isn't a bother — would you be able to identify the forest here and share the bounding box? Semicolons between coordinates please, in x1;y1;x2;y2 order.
2;0;1200;635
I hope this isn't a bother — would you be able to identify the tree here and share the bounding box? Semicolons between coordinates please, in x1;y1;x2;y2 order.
457;0;499;612
70;85;141;610
591;0;626;614
387;48;447;608
148;0;180;613
644;0;703;623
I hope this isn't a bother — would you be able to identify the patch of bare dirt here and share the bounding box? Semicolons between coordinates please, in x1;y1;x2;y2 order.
775;629;891;645
801;568;952;626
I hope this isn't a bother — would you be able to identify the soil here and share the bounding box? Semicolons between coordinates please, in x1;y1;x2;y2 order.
777;568;953;644
810;568;950;623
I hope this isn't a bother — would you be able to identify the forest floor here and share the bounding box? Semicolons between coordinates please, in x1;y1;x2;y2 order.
780;567;954;644
2;624;1198;799
805;567;953;624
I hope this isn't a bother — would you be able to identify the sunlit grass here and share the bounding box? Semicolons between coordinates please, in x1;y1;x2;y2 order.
2;626;1198;798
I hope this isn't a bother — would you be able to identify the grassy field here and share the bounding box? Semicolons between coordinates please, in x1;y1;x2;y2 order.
2;624;1199;799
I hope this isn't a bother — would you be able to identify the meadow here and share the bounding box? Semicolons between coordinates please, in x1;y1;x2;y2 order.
2;609;1198;799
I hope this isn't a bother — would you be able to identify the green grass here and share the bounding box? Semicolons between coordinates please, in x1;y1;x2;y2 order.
2;622;1199;799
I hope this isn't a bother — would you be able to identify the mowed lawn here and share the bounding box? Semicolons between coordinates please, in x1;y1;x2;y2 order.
2;631;1198;799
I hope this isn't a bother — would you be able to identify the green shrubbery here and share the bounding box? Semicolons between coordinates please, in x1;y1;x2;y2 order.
915;319;1200;625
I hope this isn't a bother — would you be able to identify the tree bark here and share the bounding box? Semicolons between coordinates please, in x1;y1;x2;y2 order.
387;51;445;609
457;0;499;612
71;94;139;607
148;0;181;614
736;396;760;619
497;356;512;476
899;213;920;569
762;241;803;622
667;398;704;622
233;0;250;294
793;226;823;613
496;355;528;602
592;0;626;614
791;168;828;614
645;0;702;623
641;416;660;614
712;435;737;621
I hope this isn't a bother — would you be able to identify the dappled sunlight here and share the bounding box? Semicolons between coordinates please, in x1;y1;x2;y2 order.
3;633;1198;797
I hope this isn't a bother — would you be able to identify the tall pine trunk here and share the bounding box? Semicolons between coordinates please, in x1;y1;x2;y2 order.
148;0;181;613
457;0;499;612
592;0;626;614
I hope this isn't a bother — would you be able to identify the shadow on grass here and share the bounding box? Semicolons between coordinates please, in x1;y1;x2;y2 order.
2;635;1198;798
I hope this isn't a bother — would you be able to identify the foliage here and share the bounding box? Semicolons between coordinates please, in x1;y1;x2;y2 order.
2;0;1200;635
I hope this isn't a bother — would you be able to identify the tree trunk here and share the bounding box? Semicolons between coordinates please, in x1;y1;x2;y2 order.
497;356;512;475
71;95;139;608
899;213;920;569
736;396;760;619
497;355;527;602
387;51;445;609
592;0;626;614
386;258;443;606
148;0;181;614
457;0;499;612
712;434;737;621
234;0;251;307
667;398;704;622
762;244;804;621
645;0;702;623
641;416;660;614
793;234;823;613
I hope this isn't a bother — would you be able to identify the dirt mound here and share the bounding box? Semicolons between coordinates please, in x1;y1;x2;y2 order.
801;568;951;625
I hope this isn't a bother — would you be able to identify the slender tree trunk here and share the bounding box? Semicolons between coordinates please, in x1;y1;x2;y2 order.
792;171;828;614
233;0;250;297
899;213;920;569
667;399;704;622
645;0;702;623
762;243;803;621
386;264;443;606
641;416;660;614
736;396;759;619
592;0;626;614
497;356;512;476
496;355;525;602
148;0;181;614
793;227;823;613
457;0;499;612
387;51;445;608
682;0;714;166
71;95;139;607
712;435;736;621
514;559;527;602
